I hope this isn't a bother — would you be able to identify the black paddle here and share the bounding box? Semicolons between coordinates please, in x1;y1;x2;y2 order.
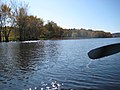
88;43;120;59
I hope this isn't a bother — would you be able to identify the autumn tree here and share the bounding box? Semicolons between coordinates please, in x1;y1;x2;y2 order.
25;15;44;40
0;3;15;42
0;0;2;42
0;0;112;42
45;21;63;38
10;0;29;41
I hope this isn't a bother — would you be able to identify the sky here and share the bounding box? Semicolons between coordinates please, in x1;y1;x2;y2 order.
4;0;120;33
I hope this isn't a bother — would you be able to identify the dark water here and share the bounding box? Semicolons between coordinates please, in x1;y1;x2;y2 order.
0;38;120;90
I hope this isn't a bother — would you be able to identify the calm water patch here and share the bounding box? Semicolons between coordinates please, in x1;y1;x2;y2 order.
0;38;120;90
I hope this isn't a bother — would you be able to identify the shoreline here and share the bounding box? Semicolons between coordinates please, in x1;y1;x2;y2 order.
1;37;116;43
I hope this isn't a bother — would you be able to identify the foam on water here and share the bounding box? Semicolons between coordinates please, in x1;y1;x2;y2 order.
25;81;61;90
22;40;41;43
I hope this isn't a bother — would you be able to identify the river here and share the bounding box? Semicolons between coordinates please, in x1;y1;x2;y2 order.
0;38;120;90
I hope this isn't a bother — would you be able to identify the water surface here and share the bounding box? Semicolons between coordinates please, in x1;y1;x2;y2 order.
0;38;120;90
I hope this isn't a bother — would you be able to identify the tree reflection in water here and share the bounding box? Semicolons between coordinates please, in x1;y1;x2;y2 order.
0;41;61;89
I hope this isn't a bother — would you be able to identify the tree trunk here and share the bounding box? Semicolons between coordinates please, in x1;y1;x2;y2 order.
0;15;1;42
5;36;9;42
4;26;11;42
0;24;2;42
0;30;1;42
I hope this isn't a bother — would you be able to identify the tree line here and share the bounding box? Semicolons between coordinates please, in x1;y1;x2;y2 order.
0;0;112;42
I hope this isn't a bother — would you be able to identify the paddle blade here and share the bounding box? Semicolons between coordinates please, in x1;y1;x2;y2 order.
88;43;120;59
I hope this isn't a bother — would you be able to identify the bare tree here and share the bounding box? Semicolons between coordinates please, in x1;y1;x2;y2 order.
0;0;2;42
10;0;29;41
